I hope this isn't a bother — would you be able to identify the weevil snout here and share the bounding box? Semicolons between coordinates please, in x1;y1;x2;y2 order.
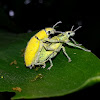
69;31;75;37
50;29;56;34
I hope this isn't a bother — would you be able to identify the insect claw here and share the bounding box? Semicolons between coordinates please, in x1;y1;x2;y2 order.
47;67;51;70
29;66;33;69
68;59;72;62
41;63;46;68
47;66;52;70
41;66;46;69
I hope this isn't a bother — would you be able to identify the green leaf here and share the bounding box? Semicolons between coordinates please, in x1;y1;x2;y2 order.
0;29;100;99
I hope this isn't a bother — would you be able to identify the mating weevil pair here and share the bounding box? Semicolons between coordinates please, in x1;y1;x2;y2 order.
24;21;91;70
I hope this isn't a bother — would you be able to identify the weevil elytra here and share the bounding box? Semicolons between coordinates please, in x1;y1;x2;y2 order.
24;21;62;69
31;25;91;70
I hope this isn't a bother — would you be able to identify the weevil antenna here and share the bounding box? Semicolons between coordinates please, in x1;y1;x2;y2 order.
71;25;74;31
74;26;82;32
53;21;62;28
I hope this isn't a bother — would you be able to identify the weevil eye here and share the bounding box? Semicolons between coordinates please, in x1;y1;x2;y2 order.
68;33;70;35
47;31;51;34
45;30;51;35
47;30;55;35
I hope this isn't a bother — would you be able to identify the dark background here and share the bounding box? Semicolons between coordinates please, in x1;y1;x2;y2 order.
0;0;100;99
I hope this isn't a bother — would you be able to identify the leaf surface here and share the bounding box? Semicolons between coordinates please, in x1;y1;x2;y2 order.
0;30;100;99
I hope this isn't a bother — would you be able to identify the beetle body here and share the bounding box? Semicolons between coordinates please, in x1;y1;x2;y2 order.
25;24;91;70
24;28;56;67
32;30;91;70
24;21;62;69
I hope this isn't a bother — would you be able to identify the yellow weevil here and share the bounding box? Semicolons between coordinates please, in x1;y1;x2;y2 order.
24;21;62;69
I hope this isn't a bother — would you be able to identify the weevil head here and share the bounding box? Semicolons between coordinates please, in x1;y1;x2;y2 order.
64;31;75;38
44;21;62;35
45;28;56;35
63;25;82;38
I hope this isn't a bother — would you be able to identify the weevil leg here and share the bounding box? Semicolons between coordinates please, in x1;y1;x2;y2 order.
70;38;82;46
26;65;33;69
67;42;91;52
43;44;55;51
41;63;46;69
29;66;33;69
47;59;53;70
61;46;72;62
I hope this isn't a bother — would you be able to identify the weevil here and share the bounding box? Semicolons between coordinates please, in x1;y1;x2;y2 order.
24;21;62;69
32;25;91;70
